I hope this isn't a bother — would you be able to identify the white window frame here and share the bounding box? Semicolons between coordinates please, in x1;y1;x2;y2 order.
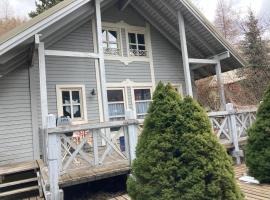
56;85;88;124
107;87;128;120
102;27;122;56
131;87;153;119
126;30;148;58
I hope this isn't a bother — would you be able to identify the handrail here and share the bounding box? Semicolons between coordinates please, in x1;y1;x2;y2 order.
207;108;257;117
47;119;139;134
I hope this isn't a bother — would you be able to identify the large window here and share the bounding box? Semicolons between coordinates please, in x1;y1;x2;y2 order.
128;32;147;57
107;89;126;121
133;88;152;119
102;28;121;56
56;85;87;122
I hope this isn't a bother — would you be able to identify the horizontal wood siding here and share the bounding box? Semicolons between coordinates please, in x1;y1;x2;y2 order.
0;65;34;165
48;20;94;52
105;60;151;83
46;56;99;123
150;26;186;93
102;5;145;26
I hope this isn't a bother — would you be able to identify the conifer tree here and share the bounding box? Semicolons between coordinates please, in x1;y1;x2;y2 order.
242;10;267;68
29;0;63;18
246;84;270;183
127;82;243;200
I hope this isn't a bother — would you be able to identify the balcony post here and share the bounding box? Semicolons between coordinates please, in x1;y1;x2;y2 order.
216;60;226;110
125;109;138;163
226;103;242;165
177;10;193;97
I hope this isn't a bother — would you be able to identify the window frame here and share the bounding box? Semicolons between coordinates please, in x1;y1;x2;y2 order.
107;87;128;121
56;85;88;123
102;27;122;56
131;87;153;119
126;29;148;58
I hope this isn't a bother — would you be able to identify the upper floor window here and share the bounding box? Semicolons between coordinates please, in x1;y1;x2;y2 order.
107;89;126;121
56;85;87;122
133;88;152;119
128;32;147;57
102;28;121;56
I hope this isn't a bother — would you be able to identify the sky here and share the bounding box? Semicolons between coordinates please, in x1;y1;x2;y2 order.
0;0;269;22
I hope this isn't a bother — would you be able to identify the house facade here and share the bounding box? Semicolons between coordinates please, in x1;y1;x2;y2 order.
0;0;245;166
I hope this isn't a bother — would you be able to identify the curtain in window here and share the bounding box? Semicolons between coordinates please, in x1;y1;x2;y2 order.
108;103;125;117
136;101;151;114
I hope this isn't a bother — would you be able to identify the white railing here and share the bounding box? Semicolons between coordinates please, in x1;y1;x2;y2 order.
208;103;257;164
44;110;138;200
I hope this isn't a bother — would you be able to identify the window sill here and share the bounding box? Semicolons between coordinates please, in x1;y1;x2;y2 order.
71;120;88;125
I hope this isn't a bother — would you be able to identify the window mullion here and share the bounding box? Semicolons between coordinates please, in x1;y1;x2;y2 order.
69;90;74;119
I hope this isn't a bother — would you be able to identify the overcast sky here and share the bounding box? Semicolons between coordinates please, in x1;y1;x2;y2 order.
0;0;269;21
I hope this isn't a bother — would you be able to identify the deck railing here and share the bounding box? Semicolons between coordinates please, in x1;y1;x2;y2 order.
208;103;257;164
43;104;257;199
44;110;139;200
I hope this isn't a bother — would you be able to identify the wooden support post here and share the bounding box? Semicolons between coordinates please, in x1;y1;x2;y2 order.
93;129;99;165
47;115;63;200
226;103;242;165
37;37;49;163
177;10;193;97
216;61;226;110
95;0;109;122
125;109;137;163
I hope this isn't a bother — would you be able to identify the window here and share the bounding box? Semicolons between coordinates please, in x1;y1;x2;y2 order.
56;85;87;122
172;84;183;95
102;28;121;56
107;89;126;121
128;32;147;57
133;88;152;119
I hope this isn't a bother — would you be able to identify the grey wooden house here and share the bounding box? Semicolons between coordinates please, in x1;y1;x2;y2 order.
0;0;247;198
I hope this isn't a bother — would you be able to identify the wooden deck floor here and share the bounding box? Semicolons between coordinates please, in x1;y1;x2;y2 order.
235;165;270;200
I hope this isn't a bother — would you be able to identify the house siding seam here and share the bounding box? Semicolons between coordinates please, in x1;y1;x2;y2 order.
0;65;34;165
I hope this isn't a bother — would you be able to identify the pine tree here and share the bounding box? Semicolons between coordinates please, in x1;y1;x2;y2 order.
245;84;270;183
242;10;267;68
29;0;63;18
127;82;243;200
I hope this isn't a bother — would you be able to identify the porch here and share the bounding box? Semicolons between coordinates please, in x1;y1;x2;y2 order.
36;103;256;199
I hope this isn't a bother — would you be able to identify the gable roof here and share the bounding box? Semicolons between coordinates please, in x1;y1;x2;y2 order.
0;0;246;79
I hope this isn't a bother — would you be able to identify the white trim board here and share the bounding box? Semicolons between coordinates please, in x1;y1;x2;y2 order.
0;0;91;56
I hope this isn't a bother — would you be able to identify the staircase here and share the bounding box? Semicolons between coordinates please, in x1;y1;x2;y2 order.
0;160;43;199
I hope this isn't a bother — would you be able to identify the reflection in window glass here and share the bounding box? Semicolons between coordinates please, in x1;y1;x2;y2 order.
60;89;83;120
62;91;70;104
102;29;120;56
107;90;125;121
128;32;147;56
134;89;152;119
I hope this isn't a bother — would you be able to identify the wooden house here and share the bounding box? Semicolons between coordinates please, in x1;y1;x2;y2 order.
0;0;249;199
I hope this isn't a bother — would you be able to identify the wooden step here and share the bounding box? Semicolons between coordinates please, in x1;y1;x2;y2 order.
0;177;38;188
0;161;38;176
0;185;39;197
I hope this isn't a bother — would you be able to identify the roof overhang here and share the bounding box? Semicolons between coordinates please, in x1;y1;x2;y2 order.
0;0;246;79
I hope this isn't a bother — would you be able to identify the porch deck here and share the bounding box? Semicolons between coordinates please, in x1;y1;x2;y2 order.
235;165;270;200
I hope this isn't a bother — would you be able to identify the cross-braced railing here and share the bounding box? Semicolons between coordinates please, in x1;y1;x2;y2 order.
208;103;257;164
43;110;139;200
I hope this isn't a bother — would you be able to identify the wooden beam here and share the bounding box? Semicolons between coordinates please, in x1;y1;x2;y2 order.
141;0;204;58
95;0;109;122
189;58;218;64
178;10;193;97
215;60;226;110
44;50;99;59
158;0;216;55
131;3;181;51
120;0;132;11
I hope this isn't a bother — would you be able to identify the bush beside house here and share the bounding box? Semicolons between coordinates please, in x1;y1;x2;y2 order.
246;84;270;183
127;82;243;200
